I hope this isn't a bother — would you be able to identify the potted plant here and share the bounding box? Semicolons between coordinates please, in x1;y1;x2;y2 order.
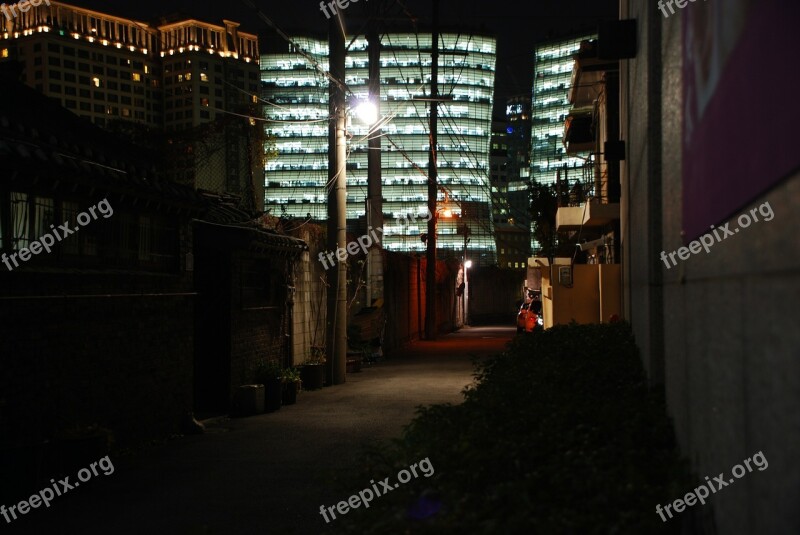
281;367;301;405
254;359;283;412
301;346;326;390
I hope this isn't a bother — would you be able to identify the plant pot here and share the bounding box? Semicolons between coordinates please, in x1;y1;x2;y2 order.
301;364;324;390
346;355;362;373
232;384;265;416
264;377;283;412
282;381;299;405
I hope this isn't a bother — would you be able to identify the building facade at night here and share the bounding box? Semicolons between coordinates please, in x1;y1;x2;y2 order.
497;95;532;269
0;1;264;210
260;33;498;265
530;33;596;188
490;120;528;270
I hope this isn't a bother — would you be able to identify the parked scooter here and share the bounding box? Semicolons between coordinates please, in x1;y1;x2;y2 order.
516;289;543;333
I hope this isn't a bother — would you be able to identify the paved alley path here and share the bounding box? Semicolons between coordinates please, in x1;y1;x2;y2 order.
11;326;513;535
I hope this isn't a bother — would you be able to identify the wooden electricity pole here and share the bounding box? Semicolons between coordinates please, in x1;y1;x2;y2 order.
326;13;347;385
425;0;440;340
366;15;383;305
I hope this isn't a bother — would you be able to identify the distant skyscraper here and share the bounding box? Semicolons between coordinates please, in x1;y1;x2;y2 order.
0;2;263;210
260;33;498;265
529;33;596;253
503;94;532;267
529;34;596;188
490;120;527;270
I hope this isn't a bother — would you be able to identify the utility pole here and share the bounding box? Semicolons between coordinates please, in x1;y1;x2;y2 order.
366;14;383;306
463;225;471;326
425;0;439;340
326;12;347;385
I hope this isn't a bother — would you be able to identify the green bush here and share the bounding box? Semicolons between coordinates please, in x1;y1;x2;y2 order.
333;322;690;534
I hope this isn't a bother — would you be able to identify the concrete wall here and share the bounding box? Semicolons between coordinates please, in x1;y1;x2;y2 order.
622;1;800;532
466;266;522;324
540;264;621;327
289;227;328;366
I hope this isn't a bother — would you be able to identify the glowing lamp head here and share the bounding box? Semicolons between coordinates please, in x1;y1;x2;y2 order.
465;260;473;268
354;100;378;125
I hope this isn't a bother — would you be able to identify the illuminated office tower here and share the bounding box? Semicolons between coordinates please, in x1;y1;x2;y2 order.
529;33;596;187
0;2;161;129
261;33;497;265
0;2;263;210
157;18;262;208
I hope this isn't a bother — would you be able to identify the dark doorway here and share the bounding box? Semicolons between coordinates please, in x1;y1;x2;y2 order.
193;245;231;416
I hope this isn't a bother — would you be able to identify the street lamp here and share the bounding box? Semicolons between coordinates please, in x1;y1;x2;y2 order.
353;100;378;126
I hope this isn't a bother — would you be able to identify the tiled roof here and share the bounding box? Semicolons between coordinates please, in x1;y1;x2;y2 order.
0;66;204;210
0;64;306;253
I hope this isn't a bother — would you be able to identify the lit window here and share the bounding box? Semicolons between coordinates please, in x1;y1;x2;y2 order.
252;95;258;103
185;73;191;81
132;73;141;82
200;98;209;107
91;77;101;87
200;73;208;82
1;49;8;58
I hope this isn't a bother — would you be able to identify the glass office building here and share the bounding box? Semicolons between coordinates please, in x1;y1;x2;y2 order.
261;33;497;265
529;34;596;187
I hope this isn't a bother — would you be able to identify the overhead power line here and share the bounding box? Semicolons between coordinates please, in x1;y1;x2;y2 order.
239;0;353;96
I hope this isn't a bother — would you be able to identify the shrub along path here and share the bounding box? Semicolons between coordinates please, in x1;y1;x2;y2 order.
334;323;690;534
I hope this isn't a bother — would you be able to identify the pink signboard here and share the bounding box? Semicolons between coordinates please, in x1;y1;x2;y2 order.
682;0;800;239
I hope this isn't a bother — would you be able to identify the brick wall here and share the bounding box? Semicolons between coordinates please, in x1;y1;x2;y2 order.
0;274;195;449
227;252;290;391
383;252;457;352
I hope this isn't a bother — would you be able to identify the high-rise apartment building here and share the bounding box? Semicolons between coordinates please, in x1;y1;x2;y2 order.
0;2;263;210
260;33;498;265
529;34;596;188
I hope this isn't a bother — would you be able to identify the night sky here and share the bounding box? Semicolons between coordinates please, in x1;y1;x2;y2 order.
79;0;617;116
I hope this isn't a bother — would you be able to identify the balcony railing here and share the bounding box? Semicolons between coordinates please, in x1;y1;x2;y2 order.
554;161;609;206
